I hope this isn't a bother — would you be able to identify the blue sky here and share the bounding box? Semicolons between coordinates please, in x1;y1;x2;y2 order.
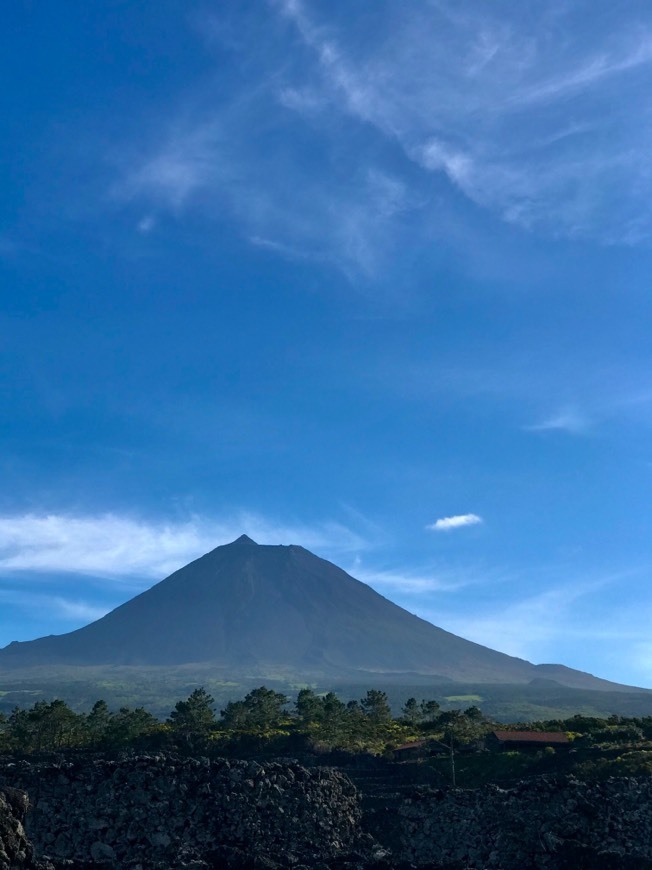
2;0;652;687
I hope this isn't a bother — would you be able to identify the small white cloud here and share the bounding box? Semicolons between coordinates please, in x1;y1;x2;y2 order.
427;513;483;532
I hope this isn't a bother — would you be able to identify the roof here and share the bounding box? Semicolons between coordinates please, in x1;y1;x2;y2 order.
492;730;569;744
393;740;428;752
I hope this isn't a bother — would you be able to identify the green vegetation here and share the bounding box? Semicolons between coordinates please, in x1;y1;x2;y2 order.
0;687;483;757
2;669;652;723
435;713;652;787
1;686;650;787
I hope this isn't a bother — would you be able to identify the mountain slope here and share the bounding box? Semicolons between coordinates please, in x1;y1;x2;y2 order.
0;536;639;691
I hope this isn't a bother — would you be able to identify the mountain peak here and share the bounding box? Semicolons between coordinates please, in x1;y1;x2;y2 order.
0;537;639;696
230;534;258;546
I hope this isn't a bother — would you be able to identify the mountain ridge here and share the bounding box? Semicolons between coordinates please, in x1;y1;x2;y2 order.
0;536;645;694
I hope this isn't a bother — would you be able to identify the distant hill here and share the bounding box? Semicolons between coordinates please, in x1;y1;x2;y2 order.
0;536;644;695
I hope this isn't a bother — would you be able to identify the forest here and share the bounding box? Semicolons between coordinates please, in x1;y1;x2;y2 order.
2;686;652;787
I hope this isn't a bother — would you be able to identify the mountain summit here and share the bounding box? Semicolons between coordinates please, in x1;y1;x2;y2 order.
231;534;258;546
0;538;632;691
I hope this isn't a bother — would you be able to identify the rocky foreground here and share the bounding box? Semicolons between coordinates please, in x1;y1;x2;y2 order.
1;754;652;868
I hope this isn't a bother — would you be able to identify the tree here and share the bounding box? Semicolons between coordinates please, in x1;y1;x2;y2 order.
401;698;422;726
464;705;483;721
8;700;82;752
220;686;288;731
439;709;487;746
420;699;441;723
295;688;324;724
306;692;348;745
85;700;112;745
220;699;249;730
360;690;391;724
400;697;440;727
322;692;346;723
435;708;490;786
168;688;216;747
104;707;159;749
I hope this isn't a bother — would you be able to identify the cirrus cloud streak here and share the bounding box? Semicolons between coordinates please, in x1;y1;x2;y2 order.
0;511;368;582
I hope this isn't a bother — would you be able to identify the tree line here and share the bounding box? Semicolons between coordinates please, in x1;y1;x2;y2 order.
0;687;487;755
2;687;650;762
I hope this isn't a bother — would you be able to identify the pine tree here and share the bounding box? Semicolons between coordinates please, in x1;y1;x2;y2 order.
168;688;216;749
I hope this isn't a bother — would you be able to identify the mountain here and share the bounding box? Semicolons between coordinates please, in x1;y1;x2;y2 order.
0;536;640;692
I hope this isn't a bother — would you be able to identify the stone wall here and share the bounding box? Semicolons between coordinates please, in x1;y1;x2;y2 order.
398;774;652;868
4;755;652;869
0;755;362;868
0;787;52;870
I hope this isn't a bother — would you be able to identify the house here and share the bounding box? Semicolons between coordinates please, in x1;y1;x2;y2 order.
487;730;570;751
392;739;429;761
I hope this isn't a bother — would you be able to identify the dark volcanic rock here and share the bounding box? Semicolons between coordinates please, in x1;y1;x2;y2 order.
554;840;652;868
0;787;56;869
0;788;32;868
0;754;363;868
5;755;652;869
398;774;652;867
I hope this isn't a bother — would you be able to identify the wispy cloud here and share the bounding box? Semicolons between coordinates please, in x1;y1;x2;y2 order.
278;1;652;244
432;584;592;660
0;588;110;624
116;120;224;211
352;566;463;595
346;552;513;597
427;566;652;677
427;513;483;532
110;44;423;280
367;353;652;438
0;511;368;581
51;597;111;622
106;0;652;276
116;114;418;276
525;408;592;435
507;35;652;108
